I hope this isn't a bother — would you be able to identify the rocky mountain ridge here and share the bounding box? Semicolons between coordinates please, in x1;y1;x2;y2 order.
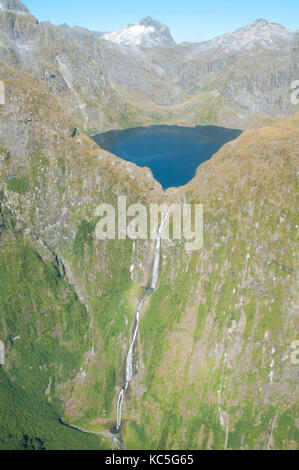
1;63;297;447
0;0;298;450
183;19;298;53
102;17;175;48
0;2;298;132
0;0;29;13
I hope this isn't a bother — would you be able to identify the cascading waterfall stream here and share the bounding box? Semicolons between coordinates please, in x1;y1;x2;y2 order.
150;209;170;290
115;209;170;432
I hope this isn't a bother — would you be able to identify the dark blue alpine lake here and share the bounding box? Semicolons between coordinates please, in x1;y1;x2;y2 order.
92;125;242;189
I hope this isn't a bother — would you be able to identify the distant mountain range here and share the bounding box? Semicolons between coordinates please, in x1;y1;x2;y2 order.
183;18;298;52
0;0;298;133
0;0;299;452
61;15;298;51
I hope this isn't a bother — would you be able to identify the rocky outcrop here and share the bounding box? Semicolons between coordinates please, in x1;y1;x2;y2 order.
124;112;299;450
0;2;298;132
0;1;298;450
102;17;175;48
0;0;29;13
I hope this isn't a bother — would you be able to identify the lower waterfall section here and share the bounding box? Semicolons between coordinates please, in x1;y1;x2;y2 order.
115;209;170;433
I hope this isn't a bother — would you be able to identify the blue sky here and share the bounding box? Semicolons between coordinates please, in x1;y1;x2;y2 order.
25;0;299;43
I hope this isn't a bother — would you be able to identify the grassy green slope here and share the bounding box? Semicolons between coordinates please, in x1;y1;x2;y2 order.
0;368;104;450
0;193;90;408
0;195;109;449
123;113;299;450
0;62;165;443
0;59;298;450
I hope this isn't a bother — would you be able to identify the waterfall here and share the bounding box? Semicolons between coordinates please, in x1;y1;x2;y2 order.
151;209;170;290
116;388;125;431
115;209;169;432
125;297;146;384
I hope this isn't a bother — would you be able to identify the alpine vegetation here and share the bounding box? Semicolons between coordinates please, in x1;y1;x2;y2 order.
0;0;298;452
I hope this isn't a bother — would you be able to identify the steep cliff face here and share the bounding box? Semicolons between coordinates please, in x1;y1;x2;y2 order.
1;58;297;448
102;17;175;48
0;0;29;13
0;1;298;451
122;113;299;450
0;0;37;40
0;61;165;443
0;198;110;449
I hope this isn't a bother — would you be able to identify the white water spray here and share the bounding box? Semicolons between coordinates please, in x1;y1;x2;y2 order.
115;209;169;432
151;209;170;290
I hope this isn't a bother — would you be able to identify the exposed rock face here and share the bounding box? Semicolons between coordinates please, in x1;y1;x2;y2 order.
0;2;298;132
183;19;298;53
0;1;298;451
0;0;29;13
119;112;299;450
0;60;165;447
102;17;175;47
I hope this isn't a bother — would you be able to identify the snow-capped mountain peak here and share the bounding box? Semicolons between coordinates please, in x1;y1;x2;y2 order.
102;17;175;48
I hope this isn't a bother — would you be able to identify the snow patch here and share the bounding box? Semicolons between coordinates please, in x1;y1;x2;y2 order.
102;17;175;48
